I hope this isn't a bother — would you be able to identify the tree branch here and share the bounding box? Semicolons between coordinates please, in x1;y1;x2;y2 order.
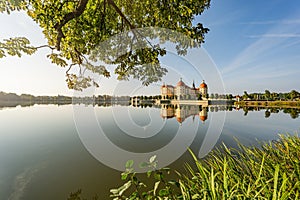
34;45;55;50
54;0;89;50
106;0;156;50
107;0;135;29
66;63;76;74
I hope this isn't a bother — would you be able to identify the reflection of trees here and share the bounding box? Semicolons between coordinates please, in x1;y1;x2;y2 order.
270;108;279;113
243;107;249;116
290;110;299;119
265;110;271;118
240;106;300;119
283;108;300;119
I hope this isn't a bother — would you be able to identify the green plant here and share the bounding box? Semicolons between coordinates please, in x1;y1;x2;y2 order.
110;134;300;199
110;155;182;199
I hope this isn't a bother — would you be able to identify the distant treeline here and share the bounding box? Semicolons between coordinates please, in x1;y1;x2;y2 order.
0;92;130;108
0;92;72;104
241;90;300;101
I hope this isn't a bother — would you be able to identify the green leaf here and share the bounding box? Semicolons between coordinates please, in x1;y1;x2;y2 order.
158;189;169;196
125;160;134;169
121;172;128;180
147;170;152;178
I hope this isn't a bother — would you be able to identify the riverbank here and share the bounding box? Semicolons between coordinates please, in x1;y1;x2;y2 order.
147;99;233;106
235;100;300;108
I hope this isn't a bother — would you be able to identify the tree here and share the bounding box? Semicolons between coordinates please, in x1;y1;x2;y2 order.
271;92;278;100
1;0;210;90
290;90;298;100
197;93;202;100
214;93;219;99
243;91;248;99
265;90;271;100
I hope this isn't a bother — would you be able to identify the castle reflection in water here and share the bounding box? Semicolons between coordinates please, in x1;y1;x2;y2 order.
160;104;208;124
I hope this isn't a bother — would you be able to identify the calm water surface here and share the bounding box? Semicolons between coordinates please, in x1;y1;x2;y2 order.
0;104;299;199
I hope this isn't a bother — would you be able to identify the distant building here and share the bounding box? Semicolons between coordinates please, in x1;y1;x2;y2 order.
234;95;241;102
161;78;208;100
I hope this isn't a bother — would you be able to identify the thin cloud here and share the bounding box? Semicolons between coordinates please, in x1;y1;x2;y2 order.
247;34;300;38
253;69;300;79
240;19;300;25
222;17;300;75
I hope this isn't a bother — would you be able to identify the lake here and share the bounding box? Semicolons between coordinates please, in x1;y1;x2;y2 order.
0;104;299;199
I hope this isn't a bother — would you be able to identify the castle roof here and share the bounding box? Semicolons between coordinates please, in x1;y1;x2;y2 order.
200;80;207;88
161;84;174;88
177;78;186;87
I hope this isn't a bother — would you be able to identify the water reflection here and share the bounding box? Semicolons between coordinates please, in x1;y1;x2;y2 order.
160;104;208;124
1;99;299;120
0;103;299;199
157;104;300;125
239;106;300;119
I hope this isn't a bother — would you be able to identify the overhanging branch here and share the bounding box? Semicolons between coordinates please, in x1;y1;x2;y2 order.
107;0;135;29
53;0;137;51
54;0;89;50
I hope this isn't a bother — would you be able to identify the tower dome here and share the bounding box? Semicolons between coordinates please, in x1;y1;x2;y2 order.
177;78;186;87
199;80;207;88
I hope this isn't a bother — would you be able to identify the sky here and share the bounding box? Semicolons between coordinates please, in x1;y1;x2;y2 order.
0;0;300;96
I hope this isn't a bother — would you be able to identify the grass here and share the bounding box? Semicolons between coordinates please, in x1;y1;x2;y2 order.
179;134;300;199
109;134;300;199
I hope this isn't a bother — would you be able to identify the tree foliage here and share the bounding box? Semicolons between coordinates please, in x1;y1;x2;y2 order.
0;37;36;58
0;0;210;90
240;90;300;101
0;0;27;13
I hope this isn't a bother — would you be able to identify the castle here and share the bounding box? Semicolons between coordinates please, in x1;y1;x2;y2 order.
161;78;208;100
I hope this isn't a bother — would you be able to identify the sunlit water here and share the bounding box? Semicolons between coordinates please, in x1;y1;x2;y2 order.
0;104;299;199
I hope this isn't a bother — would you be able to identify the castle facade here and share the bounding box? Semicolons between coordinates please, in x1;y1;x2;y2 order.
161;78;208;100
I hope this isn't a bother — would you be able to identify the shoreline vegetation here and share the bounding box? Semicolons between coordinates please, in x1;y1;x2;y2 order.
0;91;131;108
1;90;300;108
235;100;300;108
69;134;300;199
113;134;300;199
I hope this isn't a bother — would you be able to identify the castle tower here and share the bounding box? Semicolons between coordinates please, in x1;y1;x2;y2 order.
199;80;208;98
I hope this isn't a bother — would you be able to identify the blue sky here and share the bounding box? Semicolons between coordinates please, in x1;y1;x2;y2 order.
196;0;300;94
0;0;300;96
